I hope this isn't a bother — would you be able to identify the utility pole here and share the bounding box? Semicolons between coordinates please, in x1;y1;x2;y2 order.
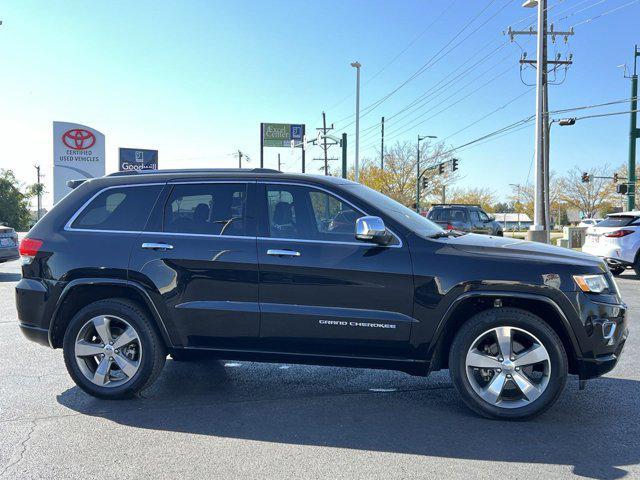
34;165;42;221
508;0;573;242
380;116;385;169
237;150;243;168
315;112;336;175
351;61;361;182
628;44;639;211
277;153;282;172
441;185;446;204
341;133;347;179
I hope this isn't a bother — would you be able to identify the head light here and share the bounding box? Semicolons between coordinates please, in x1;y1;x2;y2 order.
573;274;609;294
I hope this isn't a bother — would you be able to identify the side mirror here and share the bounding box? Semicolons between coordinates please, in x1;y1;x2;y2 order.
355;216;391;245
486;216;495;222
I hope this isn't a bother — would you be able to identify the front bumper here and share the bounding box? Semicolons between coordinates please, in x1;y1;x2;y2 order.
577;329;628;379
573;292;629;380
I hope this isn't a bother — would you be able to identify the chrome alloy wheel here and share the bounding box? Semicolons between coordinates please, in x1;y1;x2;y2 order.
464;326;551;409
74;315;142;388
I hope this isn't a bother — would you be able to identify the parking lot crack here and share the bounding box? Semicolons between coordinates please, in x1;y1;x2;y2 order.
0;420;36;478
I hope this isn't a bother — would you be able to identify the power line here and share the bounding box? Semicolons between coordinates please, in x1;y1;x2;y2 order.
365;63;517;149
571;0;640;26
333;0;506;128
350;40;513;140
365;0;457;85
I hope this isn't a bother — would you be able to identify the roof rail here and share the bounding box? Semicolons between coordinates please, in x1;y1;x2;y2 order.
107;168;282;177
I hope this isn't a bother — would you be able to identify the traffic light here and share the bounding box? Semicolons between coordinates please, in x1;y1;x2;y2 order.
617;184;628;194
613;173;619;183
422;177;428;189
581;172;590;183
438;163;445;175
452;158;459;171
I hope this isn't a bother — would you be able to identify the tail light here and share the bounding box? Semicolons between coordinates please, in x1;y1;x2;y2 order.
604;230;635;238
446;223;454;230
19;238;43;264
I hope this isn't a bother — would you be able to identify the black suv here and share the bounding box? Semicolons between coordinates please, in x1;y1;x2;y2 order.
16;169;628;419
427;204;503;236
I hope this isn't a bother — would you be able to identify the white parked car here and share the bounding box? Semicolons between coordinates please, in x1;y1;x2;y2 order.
582;212;640;276
578;218;603;228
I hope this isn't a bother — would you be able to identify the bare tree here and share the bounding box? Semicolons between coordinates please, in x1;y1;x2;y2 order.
559;165;616;218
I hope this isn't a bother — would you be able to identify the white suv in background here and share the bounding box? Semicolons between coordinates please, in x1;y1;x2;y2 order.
582;211;640;276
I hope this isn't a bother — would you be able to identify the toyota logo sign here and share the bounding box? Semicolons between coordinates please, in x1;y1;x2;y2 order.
62;129;96;150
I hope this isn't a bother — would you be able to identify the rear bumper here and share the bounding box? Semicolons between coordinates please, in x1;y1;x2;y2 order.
15;278;54;348
603;257;634;269
18;323;50;347
0;247;19;263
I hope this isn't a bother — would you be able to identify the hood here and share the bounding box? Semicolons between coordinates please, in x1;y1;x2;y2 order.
443;233;605;270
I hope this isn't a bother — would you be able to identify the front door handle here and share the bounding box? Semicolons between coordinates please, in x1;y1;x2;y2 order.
142;242;174;251
267;249;300;257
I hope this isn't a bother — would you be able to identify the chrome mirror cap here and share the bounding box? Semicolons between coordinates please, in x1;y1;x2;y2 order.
355;216;390;244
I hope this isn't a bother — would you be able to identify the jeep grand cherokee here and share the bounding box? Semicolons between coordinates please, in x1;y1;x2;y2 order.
15;169;628;419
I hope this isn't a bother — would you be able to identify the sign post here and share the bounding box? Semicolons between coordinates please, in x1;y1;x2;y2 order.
260;122;305;171
53;121;105;204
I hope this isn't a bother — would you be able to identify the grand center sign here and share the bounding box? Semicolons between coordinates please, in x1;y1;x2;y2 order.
53;121;105;204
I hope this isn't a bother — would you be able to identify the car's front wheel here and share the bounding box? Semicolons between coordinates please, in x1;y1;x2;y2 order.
63;299;166;399
449;307;568;420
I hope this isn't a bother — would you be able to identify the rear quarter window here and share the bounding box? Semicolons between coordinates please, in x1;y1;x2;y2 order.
70;185;163;231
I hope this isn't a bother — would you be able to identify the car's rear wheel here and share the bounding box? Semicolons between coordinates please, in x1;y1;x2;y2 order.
449;307;567;420
63;299;166;399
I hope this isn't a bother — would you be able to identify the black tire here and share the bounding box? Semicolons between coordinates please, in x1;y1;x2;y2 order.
495;230;504;237
449;307;568;420
63;298;166;399
634;253;640;277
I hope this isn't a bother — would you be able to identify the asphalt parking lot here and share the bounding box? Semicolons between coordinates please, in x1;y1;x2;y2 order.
0;258;638;480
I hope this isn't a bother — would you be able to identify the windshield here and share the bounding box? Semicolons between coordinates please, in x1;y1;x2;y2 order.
345;184;444;237
598;216;640;227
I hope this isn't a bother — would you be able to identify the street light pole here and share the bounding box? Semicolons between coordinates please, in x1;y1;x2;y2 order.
351;61;361;182
509;183;522;232
628;44;639;211
416;134;437;213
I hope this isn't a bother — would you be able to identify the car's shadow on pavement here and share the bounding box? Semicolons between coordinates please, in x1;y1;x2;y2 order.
57;357;640;480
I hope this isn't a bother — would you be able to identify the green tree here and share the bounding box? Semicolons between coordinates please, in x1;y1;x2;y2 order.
0;169;33;230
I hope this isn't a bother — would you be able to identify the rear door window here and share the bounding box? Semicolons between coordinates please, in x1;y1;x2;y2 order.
71;185;163;231
164;183;248;236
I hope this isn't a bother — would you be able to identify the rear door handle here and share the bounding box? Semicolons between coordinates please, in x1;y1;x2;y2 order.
142;242;174;251
267;249;300;257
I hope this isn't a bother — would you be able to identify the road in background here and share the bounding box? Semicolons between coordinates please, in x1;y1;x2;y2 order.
0;258;638;479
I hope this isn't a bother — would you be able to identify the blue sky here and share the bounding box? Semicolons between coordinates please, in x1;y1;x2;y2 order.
0;0;638;208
